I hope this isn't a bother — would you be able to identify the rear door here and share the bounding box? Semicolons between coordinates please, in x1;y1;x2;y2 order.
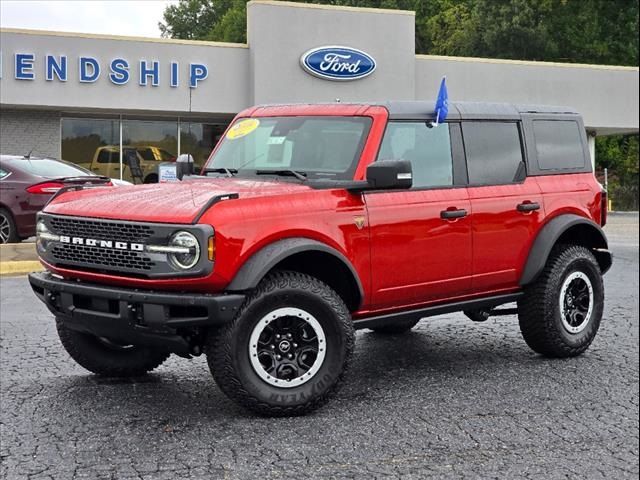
521;115;597;219
365;121;472;310
463;121;545;293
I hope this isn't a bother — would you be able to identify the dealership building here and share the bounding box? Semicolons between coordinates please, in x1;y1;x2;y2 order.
1;0;638;178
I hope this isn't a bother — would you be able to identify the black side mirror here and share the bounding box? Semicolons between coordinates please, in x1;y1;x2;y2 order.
366;160;413;189
176;154;195;181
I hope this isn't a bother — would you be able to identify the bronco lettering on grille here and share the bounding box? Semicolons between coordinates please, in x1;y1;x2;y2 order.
59;236;144;251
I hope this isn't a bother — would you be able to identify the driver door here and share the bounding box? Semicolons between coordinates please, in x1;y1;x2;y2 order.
365;121;472;310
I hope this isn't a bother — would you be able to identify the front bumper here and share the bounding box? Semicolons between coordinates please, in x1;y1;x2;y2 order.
29;271;245;354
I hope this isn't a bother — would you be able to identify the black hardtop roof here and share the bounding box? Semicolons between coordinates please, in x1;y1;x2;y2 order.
380;101;579;120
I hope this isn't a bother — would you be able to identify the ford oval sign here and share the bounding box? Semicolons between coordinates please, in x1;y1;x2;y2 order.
300;46;376;81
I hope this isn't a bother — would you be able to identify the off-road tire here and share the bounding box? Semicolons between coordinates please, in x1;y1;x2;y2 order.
206;271;354;416
518;244;604;358
0;207;19;244
56;318;169;376
369;318;420;334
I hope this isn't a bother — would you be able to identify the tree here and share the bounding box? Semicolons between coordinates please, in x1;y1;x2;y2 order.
160;0;638;66
596;135;639;210
207;0;247;43
159;0;236;40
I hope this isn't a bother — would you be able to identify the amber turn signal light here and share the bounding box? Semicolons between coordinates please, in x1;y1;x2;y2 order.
208;236;215;261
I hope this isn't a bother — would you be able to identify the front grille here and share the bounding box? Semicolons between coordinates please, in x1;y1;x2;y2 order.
49;216;155;243
46;216;158;275
51;244;156;271
40;214;213;279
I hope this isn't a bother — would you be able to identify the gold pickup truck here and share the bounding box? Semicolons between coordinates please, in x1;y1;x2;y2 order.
89;146;176;183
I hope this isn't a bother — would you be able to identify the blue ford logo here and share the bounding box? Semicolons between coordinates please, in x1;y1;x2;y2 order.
300;46;376;81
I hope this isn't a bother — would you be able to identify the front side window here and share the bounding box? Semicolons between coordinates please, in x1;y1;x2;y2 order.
0;168;9;179
462;122;524;185
206;116;372;180
378;122;453;188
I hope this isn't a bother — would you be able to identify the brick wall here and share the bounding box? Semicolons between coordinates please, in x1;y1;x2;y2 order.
0;109;61;158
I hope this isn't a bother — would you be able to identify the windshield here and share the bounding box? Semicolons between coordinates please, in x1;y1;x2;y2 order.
205;116;372;180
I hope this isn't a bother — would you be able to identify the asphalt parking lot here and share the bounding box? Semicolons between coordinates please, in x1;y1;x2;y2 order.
1;214;638;479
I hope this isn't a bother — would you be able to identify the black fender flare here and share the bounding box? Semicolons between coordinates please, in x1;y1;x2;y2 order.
226;237;365;301
519;214;611;286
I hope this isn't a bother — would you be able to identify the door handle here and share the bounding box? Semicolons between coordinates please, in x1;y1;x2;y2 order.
440;208;468;220
517;202;540;212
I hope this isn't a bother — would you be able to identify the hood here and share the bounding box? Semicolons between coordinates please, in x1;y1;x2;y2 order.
44;177;312;223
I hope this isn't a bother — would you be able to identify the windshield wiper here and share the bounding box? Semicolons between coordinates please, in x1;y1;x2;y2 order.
255;169;307;181
203;167;238;177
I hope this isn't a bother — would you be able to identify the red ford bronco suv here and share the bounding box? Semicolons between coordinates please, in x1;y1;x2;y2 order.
29;101;611;416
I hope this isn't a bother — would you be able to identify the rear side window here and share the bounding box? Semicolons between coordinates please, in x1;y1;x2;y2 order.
462;122;524;185
97;151;111;164
12;159;91;177
533;120;585;170
97;150;121;164
138;148;155;161
378;122;453;188
0;167;9;179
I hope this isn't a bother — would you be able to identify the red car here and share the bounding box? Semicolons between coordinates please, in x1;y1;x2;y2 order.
29;102;611;416
0;155;114;243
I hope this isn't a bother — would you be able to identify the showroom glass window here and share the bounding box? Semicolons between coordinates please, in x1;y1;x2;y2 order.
121;120;178;183
61;118;233;182
61;118;119;168
180;122;227;170
122;120;178;161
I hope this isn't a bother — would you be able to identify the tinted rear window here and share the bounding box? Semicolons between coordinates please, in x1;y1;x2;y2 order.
462;122;524;185
9;159;91;178
533;120;586;170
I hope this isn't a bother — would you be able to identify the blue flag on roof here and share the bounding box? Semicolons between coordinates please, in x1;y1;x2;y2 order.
434;76;448;125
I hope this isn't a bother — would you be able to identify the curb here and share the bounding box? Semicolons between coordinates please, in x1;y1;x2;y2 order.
0;261;44;276
0;243;38;262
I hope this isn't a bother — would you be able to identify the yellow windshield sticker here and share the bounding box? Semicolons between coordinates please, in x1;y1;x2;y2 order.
226;118;260;140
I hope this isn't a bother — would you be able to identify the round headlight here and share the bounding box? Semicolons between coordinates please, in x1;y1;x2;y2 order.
36;220;52;252
168;231;200;270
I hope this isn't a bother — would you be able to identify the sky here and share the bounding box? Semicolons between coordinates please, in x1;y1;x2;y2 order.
0;0;179;38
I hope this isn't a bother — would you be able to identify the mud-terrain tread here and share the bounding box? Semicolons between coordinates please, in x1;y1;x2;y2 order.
206;270;355;417
518;244;604;358
370;318;420;334
56;319;169;376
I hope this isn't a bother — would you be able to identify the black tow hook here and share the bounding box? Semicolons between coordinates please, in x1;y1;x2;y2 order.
464;310;491;322
465;307;520;322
